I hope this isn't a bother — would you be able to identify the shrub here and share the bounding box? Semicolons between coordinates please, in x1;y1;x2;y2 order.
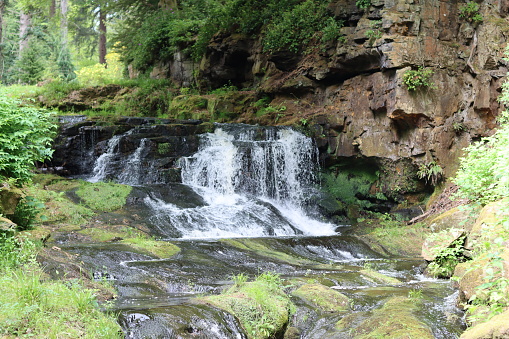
356;0;371;9
402;67;436;91
0;97;57;184
76;52;124;86
263;0;343;53
11;196;46;231
459;1;483;23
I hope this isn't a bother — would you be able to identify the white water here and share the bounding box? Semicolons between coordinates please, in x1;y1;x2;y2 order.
145;125;336;239
89;135;122;183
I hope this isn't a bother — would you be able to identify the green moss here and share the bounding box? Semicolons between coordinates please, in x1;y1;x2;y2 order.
341;296;434;339
75;182;132;212
78;227;131;242
157;142;171;155
460;309;509;339
292;283;350;313
360;269;401;285
198;272;293;339
121;238;180;258
221;238;316;265
23;185;95;226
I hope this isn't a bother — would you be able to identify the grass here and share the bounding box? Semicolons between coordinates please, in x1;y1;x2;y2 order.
0;232;122;338
199;272;294;339
75;181;132;212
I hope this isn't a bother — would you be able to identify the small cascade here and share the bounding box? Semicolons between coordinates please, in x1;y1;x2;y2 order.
89;135;122;183
87;131;160;185
117;139;155;185
145;124;336;238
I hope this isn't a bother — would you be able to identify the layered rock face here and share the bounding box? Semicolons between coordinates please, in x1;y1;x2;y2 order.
196;0;508;203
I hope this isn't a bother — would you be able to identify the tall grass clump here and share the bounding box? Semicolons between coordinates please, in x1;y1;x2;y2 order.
0;231;122;337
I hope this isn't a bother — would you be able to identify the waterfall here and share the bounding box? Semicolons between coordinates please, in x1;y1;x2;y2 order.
89;135;122;183
145;124;336;239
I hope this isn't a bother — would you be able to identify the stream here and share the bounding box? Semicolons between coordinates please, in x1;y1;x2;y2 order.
54;121;465;338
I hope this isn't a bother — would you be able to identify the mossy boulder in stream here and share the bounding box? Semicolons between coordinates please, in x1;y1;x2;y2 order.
292;283;350;313
360;268;401;285
336;296;434;338
198;272;294;339
460;308;509;339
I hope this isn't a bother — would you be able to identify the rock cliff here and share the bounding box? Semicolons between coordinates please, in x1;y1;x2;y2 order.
187;0;508;209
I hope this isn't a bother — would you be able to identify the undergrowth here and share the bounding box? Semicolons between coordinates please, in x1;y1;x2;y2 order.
0;232;122;338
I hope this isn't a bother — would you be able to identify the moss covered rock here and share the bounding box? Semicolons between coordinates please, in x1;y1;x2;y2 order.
198;273;293;339
338;296;434;339
460;308;509;339
292;283;350;313
360;268;401;285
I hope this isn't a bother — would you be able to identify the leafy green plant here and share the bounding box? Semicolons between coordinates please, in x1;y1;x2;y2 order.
365;20;383;44
459;1;483;23
453;128;509;204
356;0;371;9
11;196;47;231
417;161;443;186
263;0;343;53
427;235;467;278
453;122;466;133
0;97;57;184
402;67;436;91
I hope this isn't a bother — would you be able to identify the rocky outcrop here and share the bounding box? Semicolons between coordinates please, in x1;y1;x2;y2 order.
194;0;508;206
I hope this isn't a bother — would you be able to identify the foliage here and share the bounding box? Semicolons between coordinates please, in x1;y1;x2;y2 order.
11;196;46;231
417;161;443;186
321;166;378;209
0;96;57;184
0;267;122;338
15;42;47;85
365;20;383;45
0;233;38;271
75;52;123;86
453;127;509;204
459;1;483;23
402;67;436;91
75;181;132;212
427;234;467;278
263;0;343;53
356;0;371;9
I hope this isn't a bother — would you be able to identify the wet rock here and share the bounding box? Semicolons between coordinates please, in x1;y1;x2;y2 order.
0;186;22;215
359;268;401;285
292;283;350;313
337;296;434;338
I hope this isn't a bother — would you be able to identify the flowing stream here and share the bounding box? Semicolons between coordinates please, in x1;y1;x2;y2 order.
57;123;465;338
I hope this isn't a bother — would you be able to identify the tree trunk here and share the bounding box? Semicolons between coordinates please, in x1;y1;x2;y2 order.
98;7;106;65
0;0;5;80
49;0;56;18
60;0;68;47
19;11;31;55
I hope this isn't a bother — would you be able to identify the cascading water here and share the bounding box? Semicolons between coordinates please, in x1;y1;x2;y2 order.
143;124;336;238
54;120;465;338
